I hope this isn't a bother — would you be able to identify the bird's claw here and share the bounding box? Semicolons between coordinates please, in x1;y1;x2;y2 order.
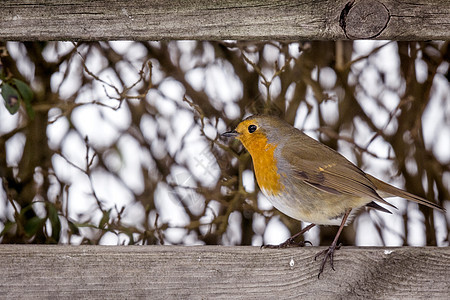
314;243;342;278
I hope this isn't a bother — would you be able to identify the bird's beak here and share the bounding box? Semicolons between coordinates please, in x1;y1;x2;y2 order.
221;130;239;138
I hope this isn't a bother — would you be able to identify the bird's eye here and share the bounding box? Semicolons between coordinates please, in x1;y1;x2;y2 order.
248;125;257;133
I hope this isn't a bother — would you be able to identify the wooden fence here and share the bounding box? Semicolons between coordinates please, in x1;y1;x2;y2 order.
0;0;449;41
1;245;449;299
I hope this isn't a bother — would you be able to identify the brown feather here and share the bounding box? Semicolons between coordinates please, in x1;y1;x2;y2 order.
281;131;397;210
366;174;445;211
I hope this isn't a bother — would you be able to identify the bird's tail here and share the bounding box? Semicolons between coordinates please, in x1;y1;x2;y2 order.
366;174;445;212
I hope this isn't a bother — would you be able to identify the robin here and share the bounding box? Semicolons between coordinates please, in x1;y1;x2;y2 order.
222;114;445;277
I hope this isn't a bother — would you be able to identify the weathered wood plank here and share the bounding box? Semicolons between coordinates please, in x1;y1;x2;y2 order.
0;246;449;299
0;0;449;41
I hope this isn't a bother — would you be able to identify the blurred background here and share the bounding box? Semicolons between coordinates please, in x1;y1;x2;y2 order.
0;41;448;247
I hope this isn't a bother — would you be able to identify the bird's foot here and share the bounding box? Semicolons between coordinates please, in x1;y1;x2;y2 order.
314;243;342;278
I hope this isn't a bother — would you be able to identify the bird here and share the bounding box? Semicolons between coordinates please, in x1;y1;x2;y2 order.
222;114;445;277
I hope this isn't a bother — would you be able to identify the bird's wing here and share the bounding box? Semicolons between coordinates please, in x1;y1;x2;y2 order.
280;133;397;209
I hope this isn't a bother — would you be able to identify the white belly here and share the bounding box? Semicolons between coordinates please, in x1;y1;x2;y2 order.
261;188;359;226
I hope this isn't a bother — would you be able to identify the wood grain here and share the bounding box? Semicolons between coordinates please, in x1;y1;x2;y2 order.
0;245;449;299
0;0;449;41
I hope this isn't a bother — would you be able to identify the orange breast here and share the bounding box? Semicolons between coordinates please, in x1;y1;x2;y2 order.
239;133;284;196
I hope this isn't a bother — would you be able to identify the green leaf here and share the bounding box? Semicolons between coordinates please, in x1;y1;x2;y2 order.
1;82;21;114
12;79;33;102
47;203;61;242
24;216;45;237
68;221;80;235
99;209;111;229
0;220;17;237
12;79;34;119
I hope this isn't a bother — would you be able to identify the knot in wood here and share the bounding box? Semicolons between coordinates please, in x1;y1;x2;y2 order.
340;0;390;39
